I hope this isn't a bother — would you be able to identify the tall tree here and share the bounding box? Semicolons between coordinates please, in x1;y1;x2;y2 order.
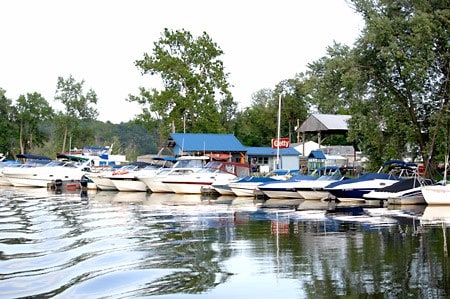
0;88;16;158
306;43;360;115
54;75;98;153
350;0;449;171
235;75;310;147
15;92;53;154
306;0;449;171
129;28;236;145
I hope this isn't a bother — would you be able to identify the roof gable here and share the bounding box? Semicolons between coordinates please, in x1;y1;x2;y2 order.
169;133;245;152
308;150;326;159
299;114;351;133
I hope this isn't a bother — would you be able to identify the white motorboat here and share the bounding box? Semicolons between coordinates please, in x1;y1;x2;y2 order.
421;154;449;205
112;157;177;192
295;166;344;200
257;174;317;199
421;183;450;205
227;176;278;197
325;160;416;201
363;177;434;205
162;161;250;194
225;169;298;197
87;169;118;191
0;160;21;186
3;156;91;188
140;156;210;193
108;162;158;192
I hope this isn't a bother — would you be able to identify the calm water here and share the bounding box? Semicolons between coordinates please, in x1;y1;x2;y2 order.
0;187;449;298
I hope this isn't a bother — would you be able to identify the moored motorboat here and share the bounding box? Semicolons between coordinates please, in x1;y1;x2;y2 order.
162;161;250;194
257;174;317;199
0;159;21;186
109;162;155;192
141;156;210;193
421;154;449;205
295;166;344;200
3;156;91;188
363;176;434;205
365;177;431;200
421;183;450;205
87;170;118;191
325;160;415;201
228;176;279;197
387;190;427;205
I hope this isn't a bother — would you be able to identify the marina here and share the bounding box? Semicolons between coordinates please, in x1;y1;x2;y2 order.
0;186;449;298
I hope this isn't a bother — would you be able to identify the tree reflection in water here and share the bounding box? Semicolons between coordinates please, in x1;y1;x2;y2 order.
0;189;448;298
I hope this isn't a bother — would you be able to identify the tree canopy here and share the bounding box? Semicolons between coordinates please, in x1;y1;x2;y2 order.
15;92;53;154
306;0;449;171
128;28;237;147
54;75;99;153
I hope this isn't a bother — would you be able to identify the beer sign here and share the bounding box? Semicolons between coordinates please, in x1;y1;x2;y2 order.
271;138;290;149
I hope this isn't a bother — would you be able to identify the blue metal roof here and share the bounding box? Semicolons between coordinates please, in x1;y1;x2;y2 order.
308;150;326;159
246;147;300;156
169;133;246;153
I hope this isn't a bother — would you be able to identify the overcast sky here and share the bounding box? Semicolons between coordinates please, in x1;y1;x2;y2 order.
1;0;364;123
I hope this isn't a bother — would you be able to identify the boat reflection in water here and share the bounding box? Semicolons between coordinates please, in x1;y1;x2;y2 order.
0;187;449;298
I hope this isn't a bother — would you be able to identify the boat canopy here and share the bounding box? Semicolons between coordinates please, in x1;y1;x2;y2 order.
57;154;90;162
16;154;52;160
151;156;178;163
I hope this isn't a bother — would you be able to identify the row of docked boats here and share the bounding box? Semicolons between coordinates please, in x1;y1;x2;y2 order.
219;160;449;206
88;156;252;194
1;155;449;205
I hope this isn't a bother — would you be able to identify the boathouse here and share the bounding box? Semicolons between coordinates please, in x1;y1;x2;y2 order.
166;133;247;163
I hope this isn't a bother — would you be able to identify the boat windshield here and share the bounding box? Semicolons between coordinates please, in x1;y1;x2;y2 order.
173;159;206;168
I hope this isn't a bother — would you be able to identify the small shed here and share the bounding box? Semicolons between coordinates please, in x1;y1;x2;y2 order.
307;150;326;172
246;147;300;173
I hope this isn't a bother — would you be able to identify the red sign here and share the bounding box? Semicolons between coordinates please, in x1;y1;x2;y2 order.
271;138;290;149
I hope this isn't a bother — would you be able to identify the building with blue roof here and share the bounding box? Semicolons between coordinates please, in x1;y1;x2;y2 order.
246;147;300;173
167;133;247;163
163;133;301;172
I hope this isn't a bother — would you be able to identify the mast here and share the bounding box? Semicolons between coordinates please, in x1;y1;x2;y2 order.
276;94;281;169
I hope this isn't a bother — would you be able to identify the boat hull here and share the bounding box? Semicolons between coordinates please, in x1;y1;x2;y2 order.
88;175;117;191
422;185;450;205
296;190;330;200
258;188;301;199
111;179;148;192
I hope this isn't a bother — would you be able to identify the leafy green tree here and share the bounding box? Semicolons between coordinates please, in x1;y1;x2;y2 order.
54;75;98;153
306;43;360;115
0;88;16;158
15;92;54;154
306;0;449;171
235;89;276;146
129;28;237;145
234;76;310;147
349;0;449;171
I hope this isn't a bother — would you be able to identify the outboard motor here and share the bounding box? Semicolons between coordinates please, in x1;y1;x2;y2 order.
80;175;89;188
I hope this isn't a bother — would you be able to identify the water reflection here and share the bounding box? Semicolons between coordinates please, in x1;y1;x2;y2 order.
0;187;449;298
